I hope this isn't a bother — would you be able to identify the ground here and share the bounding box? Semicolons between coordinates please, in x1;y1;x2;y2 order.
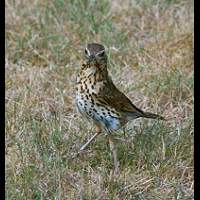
6;0;193;199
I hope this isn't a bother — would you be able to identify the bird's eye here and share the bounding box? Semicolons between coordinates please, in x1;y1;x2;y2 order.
98;50;105;57
85;49;90;58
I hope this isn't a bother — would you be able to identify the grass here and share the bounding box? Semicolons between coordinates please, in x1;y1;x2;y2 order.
6;0;193;199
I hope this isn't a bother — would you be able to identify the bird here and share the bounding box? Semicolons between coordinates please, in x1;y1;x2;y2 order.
75;43;165;175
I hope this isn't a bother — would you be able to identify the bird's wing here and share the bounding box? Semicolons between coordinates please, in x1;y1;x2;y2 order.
98;77;144;116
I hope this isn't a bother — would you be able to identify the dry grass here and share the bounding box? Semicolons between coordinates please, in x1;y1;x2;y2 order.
6;0;193;199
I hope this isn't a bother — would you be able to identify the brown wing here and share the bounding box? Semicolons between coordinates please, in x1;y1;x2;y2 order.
98;77;144;116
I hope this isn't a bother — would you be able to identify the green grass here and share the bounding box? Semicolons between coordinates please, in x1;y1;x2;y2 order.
6;0;193;199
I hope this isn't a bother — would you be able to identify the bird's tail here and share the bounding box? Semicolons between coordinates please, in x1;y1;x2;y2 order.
142;112;165;120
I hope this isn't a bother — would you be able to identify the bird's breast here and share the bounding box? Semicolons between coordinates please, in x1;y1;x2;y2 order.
75;74;123;132
76;73;105;95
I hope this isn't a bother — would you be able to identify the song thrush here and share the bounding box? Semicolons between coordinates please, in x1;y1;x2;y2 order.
75;43;164;175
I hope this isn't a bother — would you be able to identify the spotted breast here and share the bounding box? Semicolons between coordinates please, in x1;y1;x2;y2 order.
75;63;122;132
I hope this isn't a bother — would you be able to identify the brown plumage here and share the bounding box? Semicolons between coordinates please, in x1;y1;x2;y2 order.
75;43;165;175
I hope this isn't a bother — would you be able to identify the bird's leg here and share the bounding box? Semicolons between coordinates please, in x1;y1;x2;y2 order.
123;127;126;138
80;132;99;151
108;135;120;176
79;125;101;151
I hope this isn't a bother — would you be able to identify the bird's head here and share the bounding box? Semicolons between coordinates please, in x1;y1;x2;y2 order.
84;43;107;68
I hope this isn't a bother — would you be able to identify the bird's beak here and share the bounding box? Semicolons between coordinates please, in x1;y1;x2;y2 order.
88;54;96;62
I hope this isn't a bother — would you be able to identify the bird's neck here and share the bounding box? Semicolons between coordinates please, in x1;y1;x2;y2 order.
76;64;109;96
80;63;109;82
